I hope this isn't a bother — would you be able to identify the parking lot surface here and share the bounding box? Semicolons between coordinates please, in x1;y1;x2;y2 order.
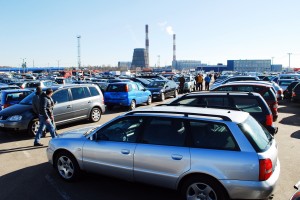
0;99;299;200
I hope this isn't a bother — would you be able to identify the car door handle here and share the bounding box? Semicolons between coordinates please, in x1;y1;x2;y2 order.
67;105;72;108
88;101;92;104
121;149;130;155
171;154;183;160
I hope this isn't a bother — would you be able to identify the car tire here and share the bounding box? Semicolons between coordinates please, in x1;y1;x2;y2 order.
89;107;101;122
55;151;80;182
160;93;165;101
181;175;228;200
174;90;178;98
128;100;136;110
28;119;40;137
146;96;152;105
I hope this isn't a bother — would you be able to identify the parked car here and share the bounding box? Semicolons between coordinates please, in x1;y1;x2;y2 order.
211;82;279;121
168;91;278;135
210;76;260;90
0;85;20;92
0;89;32;110
129;77;152;87
284;81;300;99
104;82;152;110
146;80;178;101
290;180;300;200
0;84;105;136
278;79;295;91
21;80;55;90
47;106;280;200
173;75;196;93
292;83;300;103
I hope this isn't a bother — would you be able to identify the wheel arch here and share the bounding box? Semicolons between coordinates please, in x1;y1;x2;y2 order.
177;172;229;198
52;149;82;170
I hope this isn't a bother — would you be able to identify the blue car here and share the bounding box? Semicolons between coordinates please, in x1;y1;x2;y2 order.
0;89;32;110
104;82;152;110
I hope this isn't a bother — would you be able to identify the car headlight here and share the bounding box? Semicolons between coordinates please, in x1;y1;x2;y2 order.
7;115;22;121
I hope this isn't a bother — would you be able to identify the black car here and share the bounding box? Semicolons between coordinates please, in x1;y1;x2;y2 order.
284;81;300;99
146;80;178;101
167;91;278;135
292;83;300;103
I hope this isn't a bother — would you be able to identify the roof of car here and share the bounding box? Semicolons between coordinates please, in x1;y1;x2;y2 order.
127;105;249;124
1;89;32;93
182;91;262;97
220;82;273;87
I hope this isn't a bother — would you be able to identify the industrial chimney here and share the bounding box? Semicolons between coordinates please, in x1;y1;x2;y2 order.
145;24;149;67
173;34;176;61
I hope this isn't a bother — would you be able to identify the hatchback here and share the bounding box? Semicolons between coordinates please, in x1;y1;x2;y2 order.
168;91;278;135
47;106;280;200
292;83;300;103
104;82;152;110
212;82;279;121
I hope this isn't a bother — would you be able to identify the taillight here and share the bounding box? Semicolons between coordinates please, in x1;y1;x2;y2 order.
259;159;273;181
125;85;129;92
277;90;282;95
266;114;273;126
292;91;296;97
3;103;10;108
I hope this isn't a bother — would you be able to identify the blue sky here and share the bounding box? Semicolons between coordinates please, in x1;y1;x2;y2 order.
1;0;300;68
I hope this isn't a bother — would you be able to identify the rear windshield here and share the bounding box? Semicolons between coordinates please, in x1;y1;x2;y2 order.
106;84;127;92
26;82;40;88
279;80;293;86
238;116;273;152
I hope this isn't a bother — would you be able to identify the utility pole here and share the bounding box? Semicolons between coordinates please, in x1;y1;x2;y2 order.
288;53;292;69
77;35;81;70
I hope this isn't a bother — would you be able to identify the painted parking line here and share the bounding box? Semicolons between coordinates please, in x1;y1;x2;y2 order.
45;174;71;200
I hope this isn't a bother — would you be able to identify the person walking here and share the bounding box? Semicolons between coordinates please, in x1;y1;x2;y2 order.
179;75;185;94
196;74;203;91
33;86;46;146
204;74;211;91
33;88;56;146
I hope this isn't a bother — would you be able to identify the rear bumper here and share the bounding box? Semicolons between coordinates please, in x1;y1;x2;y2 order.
221;159;280;199
105;99;129;106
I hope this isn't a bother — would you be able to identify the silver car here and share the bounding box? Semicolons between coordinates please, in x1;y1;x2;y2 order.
47;106;280;200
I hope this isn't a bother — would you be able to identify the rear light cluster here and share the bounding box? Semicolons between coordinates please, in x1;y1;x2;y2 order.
277;90;282;95
125;85;129;92
265;114;273;126
292;92;296;97
259;159;273;181
3;103;10;109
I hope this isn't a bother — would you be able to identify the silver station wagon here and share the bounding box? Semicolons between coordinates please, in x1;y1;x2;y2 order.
47;106;280;200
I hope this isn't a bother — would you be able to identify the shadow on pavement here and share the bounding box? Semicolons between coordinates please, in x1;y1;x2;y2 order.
279;114;300;126
0;162;181;200
291;130;300;139
278;100;300;114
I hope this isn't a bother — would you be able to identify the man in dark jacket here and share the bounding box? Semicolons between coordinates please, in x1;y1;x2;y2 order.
32;86;42;115
34;88;56;146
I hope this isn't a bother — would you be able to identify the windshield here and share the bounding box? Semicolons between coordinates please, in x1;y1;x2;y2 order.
19;92;35;105
148;81;166;88
238;116;272;152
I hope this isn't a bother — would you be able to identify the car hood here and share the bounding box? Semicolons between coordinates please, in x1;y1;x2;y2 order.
0;103;32;116
58;126;99;138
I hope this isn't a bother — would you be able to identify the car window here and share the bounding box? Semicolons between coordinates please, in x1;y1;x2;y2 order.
44;81;53;87
232;97;262;113
27;82;40;88
238;116;272;152
189;120;239;151
236;86;254;92
71;87;88;100
89;86;100;96
5;91;31;102
131;83;138;91
83;87;90;97
106;84;126;92
52;89;70;104
141;117;186;146
136;82;145;90
215;86;233;91
96;117;143;143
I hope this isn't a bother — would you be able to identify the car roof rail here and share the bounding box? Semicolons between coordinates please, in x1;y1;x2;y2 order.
125;109;232;121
